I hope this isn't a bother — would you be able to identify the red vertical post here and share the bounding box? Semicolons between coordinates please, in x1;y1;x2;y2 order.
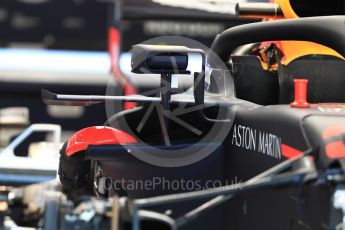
290;79;310;108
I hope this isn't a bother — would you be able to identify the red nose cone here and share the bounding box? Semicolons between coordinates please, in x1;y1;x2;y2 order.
290;79;310;108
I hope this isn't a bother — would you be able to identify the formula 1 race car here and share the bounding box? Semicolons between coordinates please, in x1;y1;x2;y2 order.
42;3;345;230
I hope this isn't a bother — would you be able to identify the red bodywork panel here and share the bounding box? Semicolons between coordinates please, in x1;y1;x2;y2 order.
66;126;138;157
323;126;345;159
325;141;345;159
281;144;303;159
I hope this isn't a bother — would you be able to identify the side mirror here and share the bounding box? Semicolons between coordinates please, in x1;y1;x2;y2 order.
131;44;206;107
131;45;190;74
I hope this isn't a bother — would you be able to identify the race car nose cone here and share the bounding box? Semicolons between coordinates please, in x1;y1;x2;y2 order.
290;79;310;108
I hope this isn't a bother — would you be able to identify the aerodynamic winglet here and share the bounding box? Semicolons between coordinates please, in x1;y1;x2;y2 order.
41;89;100;106
41;89;162;106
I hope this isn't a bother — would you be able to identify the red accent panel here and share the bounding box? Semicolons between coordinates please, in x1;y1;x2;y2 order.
281;144;303;158
66;126;138;157
322;125;345;139
325;141;345;159
290;79;310;108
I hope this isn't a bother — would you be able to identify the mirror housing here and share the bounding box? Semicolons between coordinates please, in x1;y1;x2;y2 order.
131;44;196;74
131;44;206;106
